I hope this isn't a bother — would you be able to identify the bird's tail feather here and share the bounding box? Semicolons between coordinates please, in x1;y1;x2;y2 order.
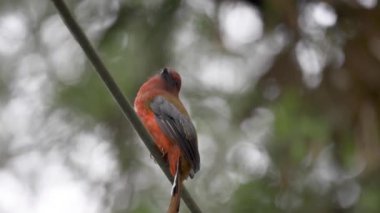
168;160;181;213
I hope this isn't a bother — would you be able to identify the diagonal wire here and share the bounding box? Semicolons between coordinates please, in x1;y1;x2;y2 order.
49;0;202;212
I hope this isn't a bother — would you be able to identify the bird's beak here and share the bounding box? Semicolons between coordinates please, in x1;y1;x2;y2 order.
161;67;172;83
161;67;169;77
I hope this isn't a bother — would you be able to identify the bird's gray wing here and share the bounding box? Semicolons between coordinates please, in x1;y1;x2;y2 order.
150;96;200;177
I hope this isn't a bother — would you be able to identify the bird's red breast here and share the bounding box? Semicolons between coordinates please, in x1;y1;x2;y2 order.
134;68;200;179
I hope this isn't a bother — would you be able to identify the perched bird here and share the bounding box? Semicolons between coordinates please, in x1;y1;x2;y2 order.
134;68;200;213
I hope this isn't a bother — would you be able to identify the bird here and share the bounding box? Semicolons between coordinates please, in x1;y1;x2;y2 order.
134;68;200;213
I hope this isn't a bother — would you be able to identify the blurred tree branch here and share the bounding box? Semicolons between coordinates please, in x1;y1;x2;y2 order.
49;0;202;212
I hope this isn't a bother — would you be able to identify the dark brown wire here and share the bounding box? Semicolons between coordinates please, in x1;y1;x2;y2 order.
49;0;202;212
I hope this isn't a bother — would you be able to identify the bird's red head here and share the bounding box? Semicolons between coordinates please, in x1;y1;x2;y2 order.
141;67;182;96
160;67;181;92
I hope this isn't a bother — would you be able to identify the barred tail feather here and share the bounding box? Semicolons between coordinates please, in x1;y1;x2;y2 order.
168;160;181;213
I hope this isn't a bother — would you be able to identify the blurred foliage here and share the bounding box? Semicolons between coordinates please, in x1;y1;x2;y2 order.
0;0;380;213
230;180;277;213
270;90;330;164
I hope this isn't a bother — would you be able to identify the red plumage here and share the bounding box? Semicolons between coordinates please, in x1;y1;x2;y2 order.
134;68;200;213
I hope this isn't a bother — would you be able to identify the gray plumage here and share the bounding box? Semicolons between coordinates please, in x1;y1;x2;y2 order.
150;96;200;178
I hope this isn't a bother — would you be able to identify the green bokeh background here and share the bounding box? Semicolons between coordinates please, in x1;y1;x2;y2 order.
0;0;379;212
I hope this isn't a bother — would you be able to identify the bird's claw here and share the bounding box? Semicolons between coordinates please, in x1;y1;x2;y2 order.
161;147;166;157
150;147;166;164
